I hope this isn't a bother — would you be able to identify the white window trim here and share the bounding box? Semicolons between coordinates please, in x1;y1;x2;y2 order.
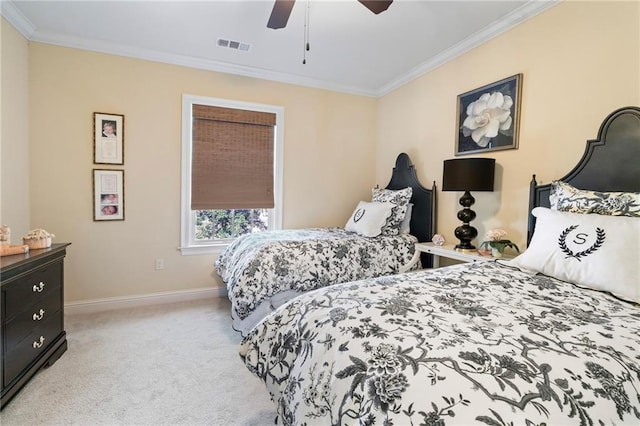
179;94;284;255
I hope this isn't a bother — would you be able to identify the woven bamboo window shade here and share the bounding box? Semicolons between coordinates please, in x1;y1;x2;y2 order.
191;104;276;210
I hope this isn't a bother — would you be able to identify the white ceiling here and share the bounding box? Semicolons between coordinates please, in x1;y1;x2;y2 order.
2;0;558;97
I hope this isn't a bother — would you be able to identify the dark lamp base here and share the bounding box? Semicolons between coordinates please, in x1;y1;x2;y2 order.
453;191;479;251
454;223;478;251
454;246;478;253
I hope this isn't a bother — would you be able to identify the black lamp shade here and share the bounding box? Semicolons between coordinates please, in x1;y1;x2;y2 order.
442;158;495;192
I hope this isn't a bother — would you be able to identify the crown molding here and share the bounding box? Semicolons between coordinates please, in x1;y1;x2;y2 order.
31;27;377;97
1;0;560;98
375;0;561;97
0;0;36;39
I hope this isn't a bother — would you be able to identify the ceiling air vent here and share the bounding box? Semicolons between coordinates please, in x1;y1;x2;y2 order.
217;38;251;52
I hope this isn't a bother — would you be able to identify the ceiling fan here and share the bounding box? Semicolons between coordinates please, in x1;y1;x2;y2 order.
267;0;393;29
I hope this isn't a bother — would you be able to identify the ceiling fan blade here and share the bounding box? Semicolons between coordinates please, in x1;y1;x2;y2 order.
267;0;296;29
358;0;393;15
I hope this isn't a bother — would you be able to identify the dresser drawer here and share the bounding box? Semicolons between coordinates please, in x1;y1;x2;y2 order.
3;261;62;320
3;310;63;386
4;290;62;350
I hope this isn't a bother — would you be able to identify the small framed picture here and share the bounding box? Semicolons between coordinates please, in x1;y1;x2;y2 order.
94;112;124;164
93;169;124;221
455;74;522;156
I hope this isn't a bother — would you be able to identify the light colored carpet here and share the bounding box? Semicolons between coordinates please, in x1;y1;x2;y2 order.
0;297;276;425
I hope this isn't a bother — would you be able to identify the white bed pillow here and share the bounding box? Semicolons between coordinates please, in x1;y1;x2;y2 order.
510;207;639;303
371;187;413;236
345;201;395;237
400;204;413;234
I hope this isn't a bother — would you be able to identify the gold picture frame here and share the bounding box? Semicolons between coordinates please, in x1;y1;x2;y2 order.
93;112;124;164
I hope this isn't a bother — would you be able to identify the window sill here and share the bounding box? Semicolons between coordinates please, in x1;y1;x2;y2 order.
178;243;228;256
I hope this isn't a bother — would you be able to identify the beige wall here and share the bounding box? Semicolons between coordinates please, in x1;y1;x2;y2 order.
3;0;639;303
1;18;30;238
377;1;640;251
26;45;376;302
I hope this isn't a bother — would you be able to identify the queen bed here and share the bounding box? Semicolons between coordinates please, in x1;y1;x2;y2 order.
216;153;436;335
239;106;640;425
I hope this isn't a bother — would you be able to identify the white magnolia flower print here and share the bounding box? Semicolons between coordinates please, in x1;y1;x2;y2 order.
462;91;513;147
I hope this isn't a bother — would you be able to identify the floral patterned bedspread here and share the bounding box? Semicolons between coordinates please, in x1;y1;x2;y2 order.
240;262;640;425
215;228;418;335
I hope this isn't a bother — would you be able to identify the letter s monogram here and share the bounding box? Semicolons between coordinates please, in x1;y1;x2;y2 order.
573;233;588;245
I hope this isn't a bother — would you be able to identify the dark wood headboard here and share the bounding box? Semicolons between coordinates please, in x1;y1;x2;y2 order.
528;106;640;243
385;153;437;268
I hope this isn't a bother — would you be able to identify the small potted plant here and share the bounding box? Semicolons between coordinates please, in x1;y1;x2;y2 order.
479;229;519;258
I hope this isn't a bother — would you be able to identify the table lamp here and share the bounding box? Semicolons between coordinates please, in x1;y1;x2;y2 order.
442;158;495;252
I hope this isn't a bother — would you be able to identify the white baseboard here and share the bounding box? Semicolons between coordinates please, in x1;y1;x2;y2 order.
65;287;228;315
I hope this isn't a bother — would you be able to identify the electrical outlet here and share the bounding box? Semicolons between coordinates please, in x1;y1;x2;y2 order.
155;258;164;270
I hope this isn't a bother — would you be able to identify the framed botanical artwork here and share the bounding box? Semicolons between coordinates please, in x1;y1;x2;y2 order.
455;74;522;156
94;112;124;164
93;169;124;221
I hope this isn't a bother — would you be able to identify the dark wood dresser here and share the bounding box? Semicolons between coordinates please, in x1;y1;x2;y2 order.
1;243;70;409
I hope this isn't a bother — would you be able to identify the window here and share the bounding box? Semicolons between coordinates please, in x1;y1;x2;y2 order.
180;95;283;255
195;209;269;240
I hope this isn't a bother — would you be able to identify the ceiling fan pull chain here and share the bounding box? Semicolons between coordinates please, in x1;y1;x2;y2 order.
306;0;310;51
302;0;310;64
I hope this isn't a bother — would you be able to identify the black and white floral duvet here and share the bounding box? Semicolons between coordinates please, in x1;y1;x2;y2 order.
215;228;418;335
240;261;640;425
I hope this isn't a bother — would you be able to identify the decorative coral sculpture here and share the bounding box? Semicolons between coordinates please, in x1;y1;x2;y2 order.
22;228;55;249
432;234;445;246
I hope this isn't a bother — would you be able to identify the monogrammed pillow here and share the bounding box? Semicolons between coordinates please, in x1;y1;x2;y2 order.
549;180;640;217
371;187;413;236
510;207;639;303
345;201;395;238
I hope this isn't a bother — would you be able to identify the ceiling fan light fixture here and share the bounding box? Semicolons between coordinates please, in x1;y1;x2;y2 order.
267;0;393;30
357;0;393;15
267;0;295;29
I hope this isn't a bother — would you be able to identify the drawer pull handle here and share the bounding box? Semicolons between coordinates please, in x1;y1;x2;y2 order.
33;309;45;321
32;336;45;349
32;282;45;292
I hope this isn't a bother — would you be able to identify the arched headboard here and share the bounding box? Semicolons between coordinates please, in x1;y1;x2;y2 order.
528;106;640;243
385;153;437;268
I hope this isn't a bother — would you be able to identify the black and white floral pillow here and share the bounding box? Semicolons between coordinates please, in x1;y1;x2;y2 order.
550;180;640;217
371;187;413;236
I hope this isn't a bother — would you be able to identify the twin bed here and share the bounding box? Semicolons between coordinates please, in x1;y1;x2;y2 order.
234;106;640;425
215;153;436;335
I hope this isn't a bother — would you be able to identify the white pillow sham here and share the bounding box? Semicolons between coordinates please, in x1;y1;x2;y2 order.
345;201;395;238
510;207;639;303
